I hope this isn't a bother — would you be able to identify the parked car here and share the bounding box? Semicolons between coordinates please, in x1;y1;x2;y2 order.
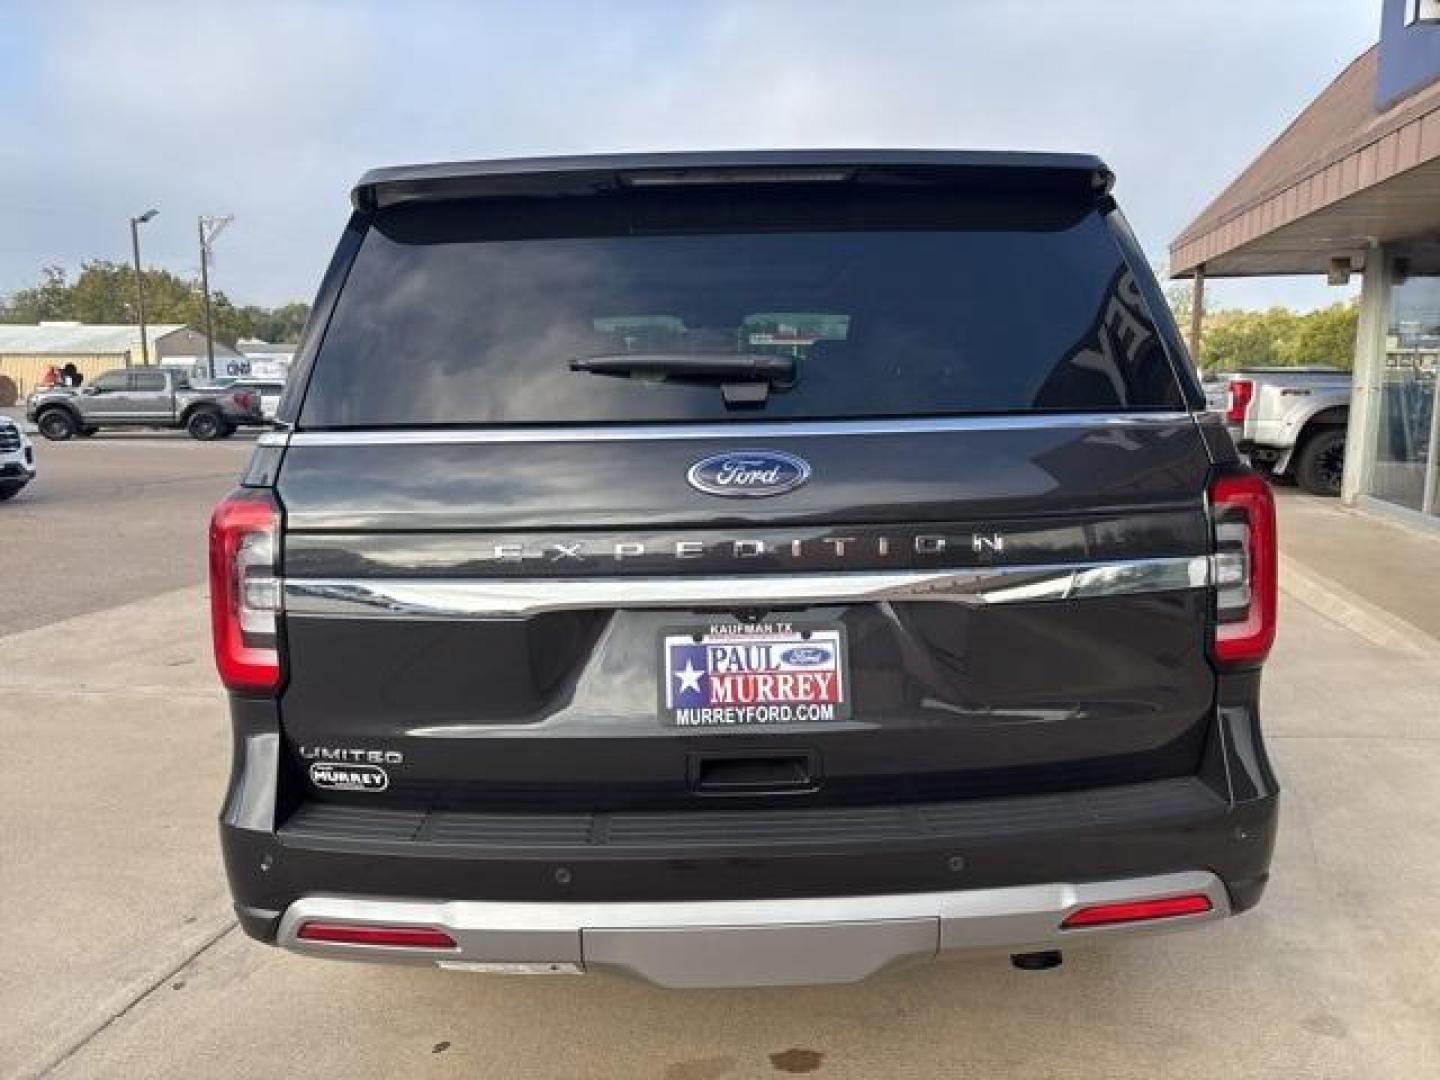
0;415;36;500
198;378;287;424
26;367;262;441
1212;368;1351;496
213;151;1279;988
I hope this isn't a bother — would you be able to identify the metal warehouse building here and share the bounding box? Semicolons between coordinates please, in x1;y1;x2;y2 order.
1172;0;1440;527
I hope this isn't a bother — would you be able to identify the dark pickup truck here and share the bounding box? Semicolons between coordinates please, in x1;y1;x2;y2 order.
214;150;1279;988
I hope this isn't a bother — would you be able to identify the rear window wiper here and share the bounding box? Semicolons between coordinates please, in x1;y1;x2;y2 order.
570;352;795;380
568;352;795;408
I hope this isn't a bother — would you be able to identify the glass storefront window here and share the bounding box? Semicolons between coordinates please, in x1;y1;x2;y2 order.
1369;271;1440;516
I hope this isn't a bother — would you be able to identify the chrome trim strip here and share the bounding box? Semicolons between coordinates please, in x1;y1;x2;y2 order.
283;556;1210;619
283;412;1193;447
256;430;291;448
276;870;1228;988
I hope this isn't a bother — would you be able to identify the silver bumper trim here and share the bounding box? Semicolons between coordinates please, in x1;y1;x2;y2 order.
282;556;1211;620
276;871;1229;988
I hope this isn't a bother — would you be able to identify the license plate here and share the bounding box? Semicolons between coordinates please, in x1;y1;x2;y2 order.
660;622;848;727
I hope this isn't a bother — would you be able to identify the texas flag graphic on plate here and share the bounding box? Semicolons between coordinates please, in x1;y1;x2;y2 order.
662;626;847;726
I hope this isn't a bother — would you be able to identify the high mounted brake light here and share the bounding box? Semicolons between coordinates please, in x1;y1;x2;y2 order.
1210;471;1277;667
620;167;856;186
1225;379;1255;424
209;488;281;693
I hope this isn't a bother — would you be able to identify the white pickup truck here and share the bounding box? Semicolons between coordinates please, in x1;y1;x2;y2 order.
1205;368;1351;496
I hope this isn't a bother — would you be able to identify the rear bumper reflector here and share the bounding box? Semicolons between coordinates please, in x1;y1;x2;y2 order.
1060;893;1213;929
296;922;457;950
276;870;1229;988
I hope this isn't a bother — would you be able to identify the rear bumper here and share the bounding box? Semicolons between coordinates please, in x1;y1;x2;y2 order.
273;870;1229;988
222;667;1280;985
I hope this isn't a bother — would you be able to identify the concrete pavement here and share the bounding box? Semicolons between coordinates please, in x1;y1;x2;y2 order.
0;591;233;1079
1274;487;1440;645
2;590;1436;1077
3;472;1439;1078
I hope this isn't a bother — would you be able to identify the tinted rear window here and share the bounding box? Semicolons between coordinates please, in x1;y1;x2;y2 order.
301;194;1183;427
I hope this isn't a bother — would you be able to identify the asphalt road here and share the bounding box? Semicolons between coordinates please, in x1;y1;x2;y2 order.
0;432;253;635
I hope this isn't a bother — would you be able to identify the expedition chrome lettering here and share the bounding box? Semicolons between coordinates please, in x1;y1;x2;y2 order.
482;533;1004;563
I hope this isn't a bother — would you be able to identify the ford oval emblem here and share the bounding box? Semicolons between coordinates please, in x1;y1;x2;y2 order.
781;646;831;666
686;450;811;498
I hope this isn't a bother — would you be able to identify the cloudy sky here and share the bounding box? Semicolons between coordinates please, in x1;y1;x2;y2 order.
3;0;1381;313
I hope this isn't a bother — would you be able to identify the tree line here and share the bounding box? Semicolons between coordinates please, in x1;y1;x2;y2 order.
1167;286;1359;373
0;262;310;346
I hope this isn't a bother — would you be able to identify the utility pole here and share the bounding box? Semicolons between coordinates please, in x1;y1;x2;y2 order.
1189;263;1206;367
198;214;233;381
129;209;158;366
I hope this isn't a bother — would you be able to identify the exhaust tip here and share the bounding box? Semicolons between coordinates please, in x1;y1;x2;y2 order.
1011;950;1063;971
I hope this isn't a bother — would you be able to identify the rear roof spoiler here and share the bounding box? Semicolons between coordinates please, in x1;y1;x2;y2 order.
351;150;1114;211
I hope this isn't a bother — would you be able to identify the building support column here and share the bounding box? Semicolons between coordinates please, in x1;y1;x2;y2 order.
1189;264;1206;364
1342;245;1393;505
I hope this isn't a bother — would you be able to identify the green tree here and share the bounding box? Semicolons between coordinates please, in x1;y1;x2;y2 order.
236;301;310;343
0;261;309;348
1164;281;1193;330
1277;301;1358;368
1200;307;1299;371
65;261;192;325
1165;281;1360;374
3;266;74;322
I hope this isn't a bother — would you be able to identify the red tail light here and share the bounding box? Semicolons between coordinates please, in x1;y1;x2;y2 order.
1210;471;1277;666
1225;378;1254;423
233;391;256;410
297;922;457;949
209;488;281;693
1062;893;1213;929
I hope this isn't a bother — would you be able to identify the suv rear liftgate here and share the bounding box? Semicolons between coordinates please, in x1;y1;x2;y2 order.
215;151;1278;988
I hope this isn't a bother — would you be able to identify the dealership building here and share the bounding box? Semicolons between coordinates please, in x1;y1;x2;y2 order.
1171;0;1440;526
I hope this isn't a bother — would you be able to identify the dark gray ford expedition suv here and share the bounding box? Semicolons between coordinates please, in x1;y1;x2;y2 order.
214;151;1279;988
